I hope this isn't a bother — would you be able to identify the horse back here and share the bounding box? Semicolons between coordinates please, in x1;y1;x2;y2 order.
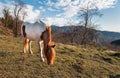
22;22;46;41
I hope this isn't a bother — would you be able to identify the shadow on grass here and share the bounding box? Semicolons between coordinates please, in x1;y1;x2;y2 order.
109;53;120;58
109;74;120;78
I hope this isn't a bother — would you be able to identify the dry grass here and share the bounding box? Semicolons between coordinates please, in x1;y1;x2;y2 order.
0;36;120;78
0;22;13;36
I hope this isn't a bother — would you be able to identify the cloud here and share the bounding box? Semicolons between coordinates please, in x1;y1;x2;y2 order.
55;0;71;7
47;7;55;11
23;5;41;23
0;2;5;17
47;0;55;6
62;5;79;18
79;0;117;9
53;0;117;18
42;17;75;26
0;0;117;26
44;0;117;24
39;6;46;12
94;0;117;9
0;2;41;23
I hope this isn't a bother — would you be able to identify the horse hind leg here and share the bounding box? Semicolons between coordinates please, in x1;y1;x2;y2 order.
23;38;29;53
37;41;44;62
28;40;33;54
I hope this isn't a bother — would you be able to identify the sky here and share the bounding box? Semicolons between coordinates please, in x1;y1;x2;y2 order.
0;0;120;32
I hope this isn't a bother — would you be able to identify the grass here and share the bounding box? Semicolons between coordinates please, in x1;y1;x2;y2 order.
0;36;120;78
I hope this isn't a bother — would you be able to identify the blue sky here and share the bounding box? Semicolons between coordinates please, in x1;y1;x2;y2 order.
0;0;120;32
98;0;120;32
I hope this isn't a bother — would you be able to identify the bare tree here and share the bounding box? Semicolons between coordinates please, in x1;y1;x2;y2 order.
86;24;99;45
2;8;10;27
78;2;102;45
2;8;14;29
13;0;26;37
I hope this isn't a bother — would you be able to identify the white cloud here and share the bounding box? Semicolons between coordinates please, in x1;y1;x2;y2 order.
55;0;71;7
23;5;41;23
39;6;46;12
71;0;80;5
0;2;15;17
38;0;43;4
0;2;41;23
0;2;5;17
62;5;79;18
47;0;55;6
47;7;55;11
56;14;62;17
52;0;117;26
79;0;117;9
44;0;117;25
42;17;74;26
94;0;117;9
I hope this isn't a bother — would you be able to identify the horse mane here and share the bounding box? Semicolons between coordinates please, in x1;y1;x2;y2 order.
41;26;52;42
46;26;52;44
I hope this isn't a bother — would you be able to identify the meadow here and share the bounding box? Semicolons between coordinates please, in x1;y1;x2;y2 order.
0;36;120;78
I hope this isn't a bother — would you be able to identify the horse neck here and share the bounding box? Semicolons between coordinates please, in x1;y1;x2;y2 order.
42;26;53;47
48;28;52;44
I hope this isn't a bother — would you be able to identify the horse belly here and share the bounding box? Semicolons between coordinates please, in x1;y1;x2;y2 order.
26;32;41;41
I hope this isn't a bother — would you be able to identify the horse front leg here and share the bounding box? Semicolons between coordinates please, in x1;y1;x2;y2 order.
37;41;44;62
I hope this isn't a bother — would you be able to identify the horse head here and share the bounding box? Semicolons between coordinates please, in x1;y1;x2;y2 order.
45;42;56;65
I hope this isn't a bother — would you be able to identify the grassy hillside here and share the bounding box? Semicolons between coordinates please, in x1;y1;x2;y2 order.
0;22;13;36
0;36;120;78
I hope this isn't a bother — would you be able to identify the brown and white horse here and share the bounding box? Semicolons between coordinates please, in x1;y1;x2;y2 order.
21;21;56;65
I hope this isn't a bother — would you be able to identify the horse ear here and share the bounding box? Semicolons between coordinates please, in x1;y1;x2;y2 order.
51;44;56;48
46;26;51;31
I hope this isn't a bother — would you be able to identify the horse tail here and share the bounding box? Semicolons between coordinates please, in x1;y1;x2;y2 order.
21;25;26;37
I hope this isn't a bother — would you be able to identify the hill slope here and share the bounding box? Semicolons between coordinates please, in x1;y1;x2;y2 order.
0;36;120;78
0;21;13;36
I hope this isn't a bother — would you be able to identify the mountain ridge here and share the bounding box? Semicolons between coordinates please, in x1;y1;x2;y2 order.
51;25;120;43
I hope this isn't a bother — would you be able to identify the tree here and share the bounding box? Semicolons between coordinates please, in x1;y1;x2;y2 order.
2;8;10;27
13;0;26;37
2;8;14;29
78;2;102;45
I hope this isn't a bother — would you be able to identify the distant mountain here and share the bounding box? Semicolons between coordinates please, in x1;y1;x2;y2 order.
51;25;120;45
111;39;120;45
100;31;120;41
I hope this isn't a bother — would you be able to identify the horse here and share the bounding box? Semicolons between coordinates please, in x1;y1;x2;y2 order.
21;21;56;65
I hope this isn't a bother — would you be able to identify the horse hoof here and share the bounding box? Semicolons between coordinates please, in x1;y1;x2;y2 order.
40;59;44;62
29;51;33;55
